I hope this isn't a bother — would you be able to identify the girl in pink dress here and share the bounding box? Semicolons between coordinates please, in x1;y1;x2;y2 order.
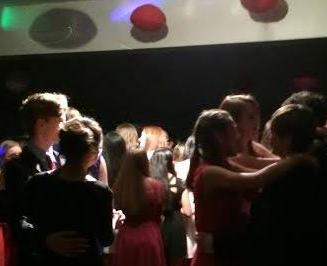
112;150;167;266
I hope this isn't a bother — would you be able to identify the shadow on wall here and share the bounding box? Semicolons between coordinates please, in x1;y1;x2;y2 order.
29;8;97;49
131;25;168;43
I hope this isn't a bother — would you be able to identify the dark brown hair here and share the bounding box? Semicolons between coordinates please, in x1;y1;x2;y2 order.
59;117;102;162
271;104;316;153
281;91;327;127
186;109;234;189
20;92;67;136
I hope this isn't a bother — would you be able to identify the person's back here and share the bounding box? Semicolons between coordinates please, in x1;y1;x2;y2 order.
113;151;166;266
23;171;113;266
21;116;113;266
249;162;321;266
124;178;166;225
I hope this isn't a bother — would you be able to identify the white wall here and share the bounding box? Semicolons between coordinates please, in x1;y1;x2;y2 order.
0;0;326;56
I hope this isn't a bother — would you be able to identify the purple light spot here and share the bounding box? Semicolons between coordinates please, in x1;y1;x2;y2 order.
109;0;164;23
0;146;6;157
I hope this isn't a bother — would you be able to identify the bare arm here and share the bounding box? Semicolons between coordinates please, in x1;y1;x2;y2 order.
227;157;257;172
203;165;265;193
231;155;280;170
98;156;108;185
203;154;317;193
252;141;279;158
180;189;193;217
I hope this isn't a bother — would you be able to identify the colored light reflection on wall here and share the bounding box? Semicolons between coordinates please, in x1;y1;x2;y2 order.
0;7;30;30
110;0;164;23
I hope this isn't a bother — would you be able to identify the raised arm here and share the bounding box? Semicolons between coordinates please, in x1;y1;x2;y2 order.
229;155;280;170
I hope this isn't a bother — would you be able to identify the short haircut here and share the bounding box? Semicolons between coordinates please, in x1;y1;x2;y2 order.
59;117;102;162
20;92;68;136
281;91;327;127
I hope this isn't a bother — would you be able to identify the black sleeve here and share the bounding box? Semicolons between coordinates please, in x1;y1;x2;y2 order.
4;160;28;233
20;176;45;249
97;187;114;247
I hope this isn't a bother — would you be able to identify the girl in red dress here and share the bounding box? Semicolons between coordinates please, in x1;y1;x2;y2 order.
113;150;167;266
186;109;314;266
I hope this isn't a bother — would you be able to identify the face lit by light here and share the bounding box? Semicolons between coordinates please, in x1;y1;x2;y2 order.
41;116;64;145
237;103;260;143
5;145;22;162
224;122;239;157
138;131;147;150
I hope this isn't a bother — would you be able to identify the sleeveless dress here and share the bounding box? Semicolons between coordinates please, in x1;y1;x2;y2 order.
191;163;249;266
112;178;166;266
183;190;197;259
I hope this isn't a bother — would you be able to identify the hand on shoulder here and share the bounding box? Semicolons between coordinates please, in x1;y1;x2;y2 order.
285;153;319;169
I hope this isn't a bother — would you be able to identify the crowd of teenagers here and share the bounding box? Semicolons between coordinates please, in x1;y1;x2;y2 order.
0;90;326;266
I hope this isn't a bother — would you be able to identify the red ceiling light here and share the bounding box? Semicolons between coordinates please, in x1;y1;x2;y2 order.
130;4;166;31
241;0;279;13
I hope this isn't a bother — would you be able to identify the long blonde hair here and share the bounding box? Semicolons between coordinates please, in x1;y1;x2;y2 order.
113;150;149;216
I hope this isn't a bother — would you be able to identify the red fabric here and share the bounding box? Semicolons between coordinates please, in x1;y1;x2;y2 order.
241;0;278;13
191;163;249;266
0;224;4;266
112;179;166;266
130;4;166;31
193;164;248;236
0;223;14;266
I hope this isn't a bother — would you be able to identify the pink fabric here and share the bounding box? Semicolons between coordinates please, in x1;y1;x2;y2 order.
113;221;165;266
191;163;249;266
112;179;166;266
0;224;4;266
